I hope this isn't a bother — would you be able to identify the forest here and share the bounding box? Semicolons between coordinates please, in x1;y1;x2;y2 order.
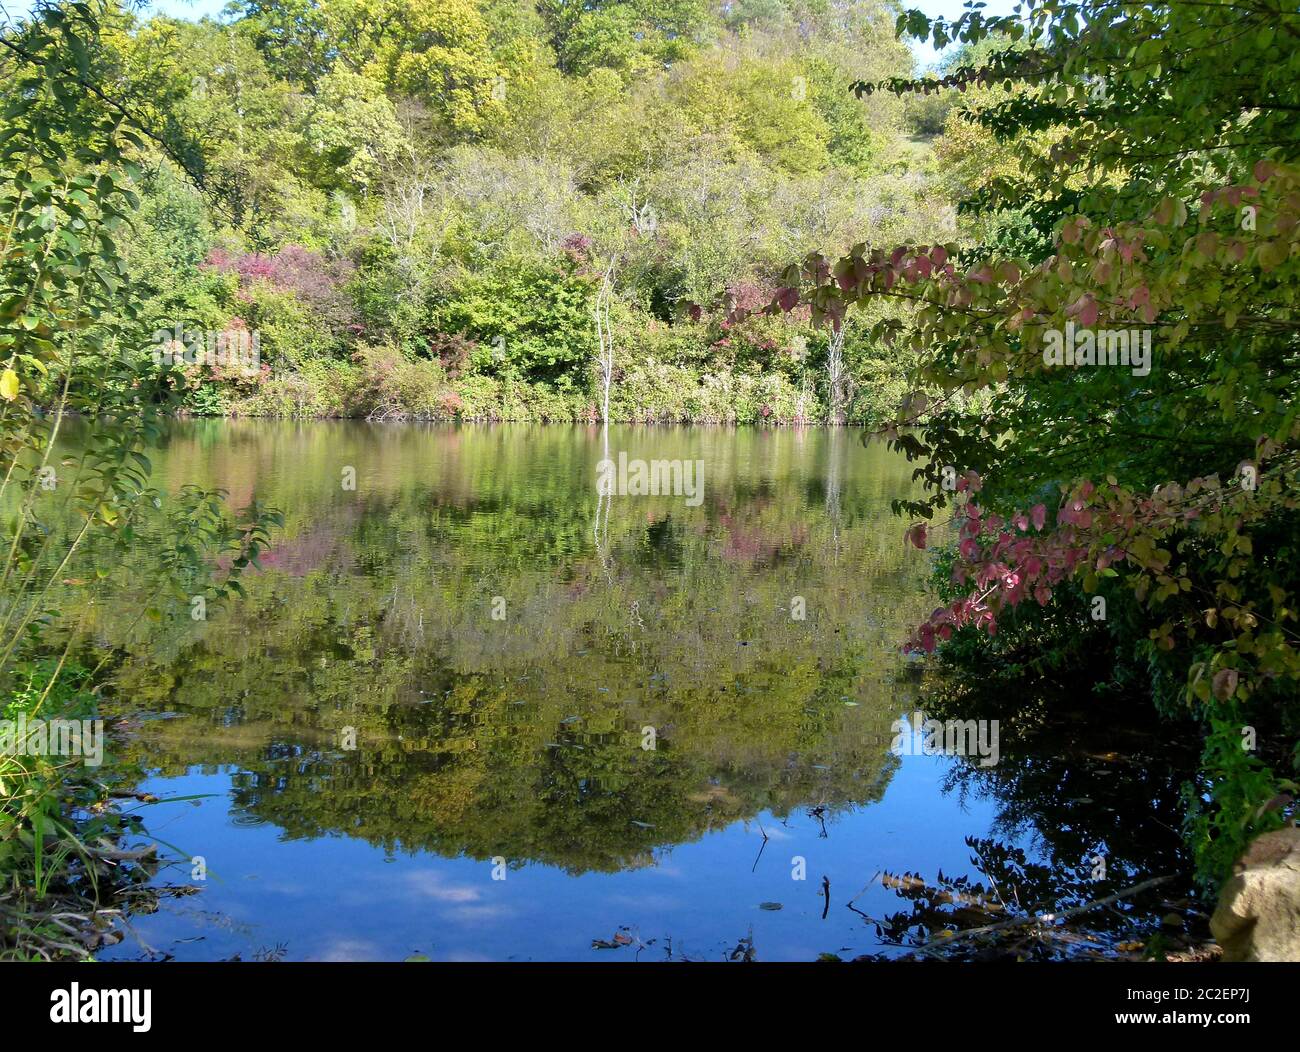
83;0;961;424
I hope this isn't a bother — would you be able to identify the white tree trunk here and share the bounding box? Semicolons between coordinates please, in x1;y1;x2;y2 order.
826;321;850;426
594;257;616;424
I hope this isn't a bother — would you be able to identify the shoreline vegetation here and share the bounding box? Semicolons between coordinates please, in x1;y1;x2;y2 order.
185;370;902;427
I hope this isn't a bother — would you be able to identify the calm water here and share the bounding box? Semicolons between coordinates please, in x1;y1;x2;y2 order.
57;421;1190;961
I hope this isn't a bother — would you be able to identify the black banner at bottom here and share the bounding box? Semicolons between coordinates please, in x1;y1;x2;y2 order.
5;961;1294;1039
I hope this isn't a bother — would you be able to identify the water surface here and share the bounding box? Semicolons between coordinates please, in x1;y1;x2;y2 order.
58;421;1189;960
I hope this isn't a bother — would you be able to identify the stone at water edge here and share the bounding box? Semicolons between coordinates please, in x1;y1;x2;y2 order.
1210;826;1300;962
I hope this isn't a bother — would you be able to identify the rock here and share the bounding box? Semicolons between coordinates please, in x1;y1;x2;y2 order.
1210;826;1300;962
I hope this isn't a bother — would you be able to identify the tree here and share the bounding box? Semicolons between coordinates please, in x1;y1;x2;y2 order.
299;68;407;193
537;0;713;75
593;257;617;422
232;0;502;138
824;316;850;424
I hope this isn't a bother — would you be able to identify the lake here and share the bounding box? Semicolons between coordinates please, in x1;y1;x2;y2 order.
62;420;1193;961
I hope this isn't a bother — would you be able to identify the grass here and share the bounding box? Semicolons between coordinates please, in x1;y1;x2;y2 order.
0;660;161;960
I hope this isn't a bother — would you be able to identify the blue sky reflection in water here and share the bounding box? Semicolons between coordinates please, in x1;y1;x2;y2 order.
107;750;1003;961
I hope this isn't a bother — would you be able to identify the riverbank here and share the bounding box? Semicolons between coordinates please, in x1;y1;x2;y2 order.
0;663;163;961
171;345;909;426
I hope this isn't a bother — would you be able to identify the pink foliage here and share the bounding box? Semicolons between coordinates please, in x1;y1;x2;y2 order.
205;245;356;330
903;470;1254;655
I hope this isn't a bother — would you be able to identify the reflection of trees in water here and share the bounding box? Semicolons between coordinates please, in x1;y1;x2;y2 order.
592;422;613;580
68;424;929;874
886;669;1204;955
936;708;1194;887
58;422;1203;945
825;426;843;565
102;556;915;871
109;632;908;873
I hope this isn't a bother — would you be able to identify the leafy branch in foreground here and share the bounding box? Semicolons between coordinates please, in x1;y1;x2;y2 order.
0;0;281;957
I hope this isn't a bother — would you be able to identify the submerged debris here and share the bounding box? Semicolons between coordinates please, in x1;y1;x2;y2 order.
845;837;1212;961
